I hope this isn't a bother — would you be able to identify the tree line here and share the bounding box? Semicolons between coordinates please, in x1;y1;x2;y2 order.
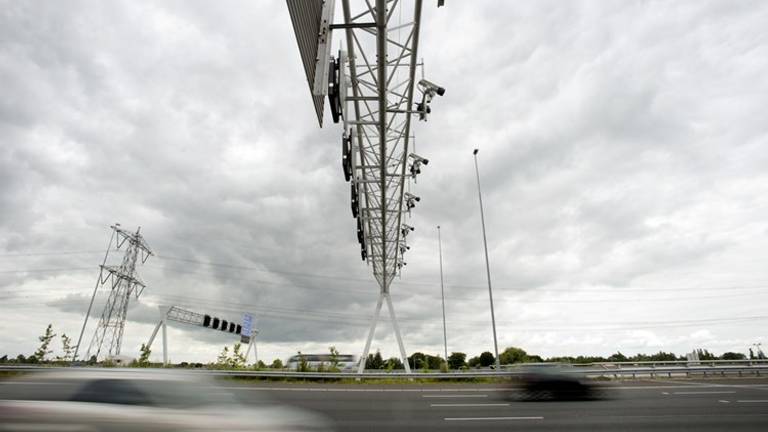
2;324;765;369
361;346;764;370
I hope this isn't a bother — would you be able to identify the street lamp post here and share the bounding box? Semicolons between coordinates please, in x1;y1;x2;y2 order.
437;225;448;364
473;149;500;369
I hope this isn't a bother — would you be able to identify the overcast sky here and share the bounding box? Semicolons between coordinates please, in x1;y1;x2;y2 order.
1;0;767;364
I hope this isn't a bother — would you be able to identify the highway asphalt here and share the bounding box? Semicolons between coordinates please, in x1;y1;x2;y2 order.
228;377;768;431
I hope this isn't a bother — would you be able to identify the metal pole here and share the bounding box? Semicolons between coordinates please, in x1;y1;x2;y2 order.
376;0;388;293
245;336;258;365
385;293;412;374
437;226;448;363
358;293;384;374
145;321;163;351
245;338;253;363
73;226;116;362
162;320;168;366
473;149;500;369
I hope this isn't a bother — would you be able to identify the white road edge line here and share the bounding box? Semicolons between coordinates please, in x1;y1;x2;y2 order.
673;391;737;395
431;403;510;407
672;381;768;392
445;416;543;421
221;385;768;393
736;400;768;403
422;394;488;398
613;384;768;393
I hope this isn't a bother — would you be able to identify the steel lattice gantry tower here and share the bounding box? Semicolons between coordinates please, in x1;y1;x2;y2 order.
287;0;443;373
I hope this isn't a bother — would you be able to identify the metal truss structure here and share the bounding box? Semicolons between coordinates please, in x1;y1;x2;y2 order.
76;225;152;361
146;306;258;366
287;0;444;373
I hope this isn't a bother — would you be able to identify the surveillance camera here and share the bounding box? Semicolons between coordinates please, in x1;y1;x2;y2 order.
418;79;446;97
402;224;414;232
405;192;420;202
408;153;429;165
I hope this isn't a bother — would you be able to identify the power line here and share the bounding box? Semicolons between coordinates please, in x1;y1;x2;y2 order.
3;277;768;305
133;293;768;329
0;267;94;274
15;287;766;330
0;250;106;258
3;287;765;332
149;263;768;296
2;252;768;294
23;293;768;332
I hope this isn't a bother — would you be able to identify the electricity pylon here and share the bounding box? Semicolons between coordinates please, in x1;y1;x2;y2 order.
79;225;152;361
287;0;444;373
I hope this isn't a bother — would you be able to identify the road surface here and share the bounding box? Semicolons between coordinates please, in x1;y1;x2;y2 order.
229;377;768;431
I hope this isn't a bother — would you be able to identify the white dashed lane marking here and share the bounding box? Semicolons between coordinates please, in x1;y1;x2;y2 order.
422;394;488;398
431;403;510;407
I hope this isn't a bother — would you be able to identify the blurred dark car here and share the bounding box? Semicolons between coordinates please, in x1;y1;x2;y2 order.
0;369;335;431
511;363;602;401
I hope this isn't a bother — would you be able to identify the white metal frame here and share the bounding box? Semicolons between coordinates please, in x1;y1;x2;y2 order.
145;306;258;366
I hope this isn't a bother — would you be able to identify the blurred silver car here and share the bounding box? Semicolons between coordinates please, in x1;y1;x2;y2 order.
0;369;334;431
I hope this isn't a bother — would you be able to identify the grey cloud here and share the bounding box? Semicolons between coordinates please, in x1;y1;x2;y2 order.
2;0;768;361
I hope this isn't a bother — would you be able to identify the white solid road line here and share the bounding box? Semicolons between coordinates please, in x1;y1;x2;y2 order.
431;403;510;407
736;400;768;403
673;391;737;395
422;394;488;398
445;416;543;421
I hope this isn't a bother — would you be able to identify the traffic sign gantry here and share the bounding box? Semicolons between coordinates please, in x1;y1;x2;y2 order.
146;306;259;365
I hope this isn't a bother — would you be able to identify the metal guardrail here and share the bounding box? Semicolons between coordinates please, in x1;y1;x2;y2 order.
570;359;768;368
1;362;766;380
